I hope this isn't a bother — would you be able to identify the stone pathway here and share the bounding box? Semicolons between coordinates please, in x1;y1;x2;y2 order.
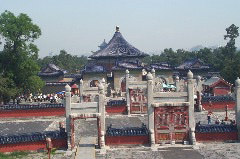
75;137;97;159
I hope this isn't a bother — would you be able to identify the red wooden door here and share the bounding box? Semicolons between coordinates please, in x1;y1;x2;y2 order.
129;89;147;114
154;106;189;143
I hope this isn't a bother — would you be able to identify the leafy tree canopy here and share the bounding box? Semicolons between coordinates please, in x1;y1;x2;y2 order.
0;11;44;102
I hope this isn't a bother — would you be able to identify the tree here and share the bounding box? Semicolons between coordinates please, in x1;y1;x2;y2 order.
37;50;88;74
224;24;239;62
0;11;44;102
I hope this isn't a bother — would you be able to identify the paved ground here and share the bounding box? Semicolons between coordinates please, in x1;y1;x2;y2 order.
0;118;55;135
96;146;204;159
0;110;239;159
75;137;96;159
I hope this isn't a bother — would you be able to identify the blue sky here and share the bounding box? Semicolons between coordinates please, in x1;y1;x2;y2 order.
0;0;240;57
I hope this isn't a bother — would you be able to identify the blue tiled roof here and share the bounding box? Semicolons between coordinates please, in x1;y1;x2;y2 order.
176;58;210;70
89;28;148;59
195;124;237;133
0;130;67;145
0;103;64;110
202;95;234;103
112;60;144;70
106;124;149;136
83;62;107;73
38;64;67;77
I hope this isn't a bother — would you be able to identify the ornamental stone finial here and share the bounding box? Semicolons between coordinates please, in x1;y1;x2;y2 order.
126;69;129;74
98;83;104;90
65;84;71;92
187;70;193;79
146;72;153;80
235;77;240;86
197;75;201;81
80;79;83;85
151;68;155;73
116;26;120;32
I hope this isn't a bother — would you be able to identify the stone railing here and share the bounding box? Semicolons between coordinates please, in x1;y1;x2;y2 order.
0;103;64;110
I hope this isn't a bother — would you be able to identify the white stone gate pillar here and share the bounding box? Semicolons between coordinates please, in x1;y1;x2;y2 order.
175;76;180;92
187;70;196;145
79;79;84;103
151;68;155;85
98;83;105;148
235;77;240;139
125;70;130;115
196;75;203;112
65;84;72;149
147;72;155;146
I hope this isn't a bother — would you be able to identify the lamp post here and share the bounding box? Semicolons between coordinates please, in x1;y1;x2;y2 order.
225;105;228;121
46;137;53;159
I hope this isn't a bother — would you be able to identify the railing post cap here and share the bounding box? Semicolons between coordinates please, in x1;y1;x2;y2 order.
146;72;153;80
80;79;83;84
102;78;105;83
197;75;201;81
235;77;240;86
65;84;71;92
187;70;193;79
98;83;104;90
175;75;179;80
151;68;155;73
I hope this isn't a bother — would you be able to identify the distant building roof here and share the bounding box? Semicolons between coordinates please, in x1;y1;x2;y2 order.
89;26;149;59
38;64;67;77
204;77;220;86
82;62;107;73
204;76;232;87
112;60;144;70
148;63;171;70
98;39;107;50
176;58;210;70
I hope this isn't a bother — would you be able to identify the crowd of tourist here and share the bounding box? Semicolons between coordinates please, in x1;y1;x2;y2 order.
16;93;66;104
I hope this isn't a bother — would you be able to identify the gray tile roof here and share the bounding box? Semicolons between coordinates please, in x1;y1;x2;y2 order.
176;58;210;70
204;77;220;86
89;28;148;59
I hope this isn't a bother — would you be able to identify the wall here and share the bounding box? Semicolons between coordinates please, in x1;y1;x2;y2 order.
105;135;149;145
0;138;67;152
196;132;238;142
82;73;106;87
202;101;235;111
106;106;127;114
114;70;142;91
155;70;174;84
0;108;65;118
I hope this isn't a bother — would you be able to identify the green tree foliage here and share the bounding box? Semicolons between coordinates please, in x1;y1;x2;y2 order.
143;24;239;84
0;11;44;102
38;50;88;74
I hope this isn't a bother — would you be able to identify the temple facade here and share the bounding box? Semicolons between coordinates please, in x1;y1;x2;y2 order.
82;26;174;93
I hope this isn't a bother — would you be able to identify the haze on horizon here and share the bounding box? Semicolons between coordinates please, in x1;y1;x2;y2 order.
0;0;240;58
